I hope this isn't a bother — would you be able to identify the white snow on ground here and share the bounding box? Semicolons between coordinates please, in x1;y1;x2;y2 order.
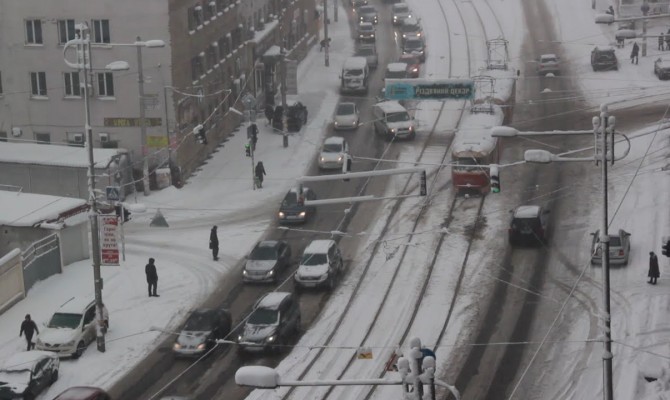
2;0;670;399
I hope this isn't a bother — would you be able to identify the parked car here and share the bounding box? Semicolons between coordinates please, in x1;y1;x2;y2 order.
243;240;292;283
398;17;422;43
271;100;308;132
318;136;350;170
591;46;618;71
537;54;560;75
398;54;421;77
294;240;344;290
0;351;59;400
654;58;670;79
357;5;378;24
36;298;98;358
402;37;426;62
392;2;412;26
508;205;550;246
355;43;378;69
237;292;301;353
277;187;317;223
172;309;232;357
333;102;360;130
52;386;112;400
590;229;631;265
356;22;376;43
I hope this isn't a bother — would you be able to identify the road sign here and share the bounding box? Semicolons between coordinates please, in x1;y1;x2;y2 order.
105;186;121;201
385;78;475;100
99;215;120;266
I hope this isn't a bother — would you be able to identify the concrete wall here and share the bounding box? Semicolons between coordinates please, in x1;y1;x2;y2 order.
0;249;25;315
59;223;89;266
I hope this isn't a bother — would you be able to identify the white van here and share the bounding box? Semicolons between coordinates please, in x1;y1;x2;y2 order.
372;101;416;140
340;57;370;95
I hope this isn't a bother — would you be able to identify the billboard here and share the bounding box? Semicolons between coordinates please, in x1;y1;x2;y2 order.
99;215;119;266
385;79;475;100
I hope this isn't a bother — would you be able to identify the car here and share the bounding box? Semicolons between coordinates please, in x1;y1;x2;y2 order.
333;102;360;130
318;136;350;170
392;3;412;26
237;292;301;353
271;100;308;132
0;351;59;400
277;187;317;223
243;240;292;283
537;54;560;75
398;54;421;77
294;240;344;290
654;58;670;79
398;17;423;43
402;37;426;62
355;43;378;69
508;205;550;246
372;100;416;140
356;22;376;43
357;5;378;24
52;386;112;400
36;298;99;358
591;46;618;71
351;0;368;10
172;309;232;357
590;229;631;265
385;62;409;79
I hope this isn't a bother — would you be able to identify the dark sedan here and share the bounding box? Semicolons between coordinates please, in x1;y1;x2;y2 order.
0;351;59;400
654;58;670;80
243;240;292;283
172;309;232;358
357;5;378;24
278;187;317;224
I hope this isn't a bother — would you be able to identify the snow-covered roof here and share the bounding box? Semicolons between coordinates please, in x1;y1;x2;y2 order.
0;142;125;169
304;239;335;254
324;136;346;146
56;298;94;314
256;292;290;309
375;100;407;113
540;54;558;60
0;191;87;227
387;62;408;72
1;351;55;371
514;205;541;218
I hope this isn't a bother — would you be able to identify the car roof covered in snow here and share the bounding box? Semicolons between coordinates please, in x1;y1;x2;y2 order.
374;100;407;113
593;46;616;53
1;351;55;371
344;56;368;69
387;62;408;72
256;292;291;310
540;54;557;60
513;205;541;218
324;136;346;146
303;239;335;254
56;298;95;314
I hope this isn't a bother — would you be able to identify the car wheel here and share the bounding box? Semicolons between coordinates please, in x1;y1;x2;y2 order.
328;276;335;290
23;391;35;400
51;369;59;384
73;341;86;359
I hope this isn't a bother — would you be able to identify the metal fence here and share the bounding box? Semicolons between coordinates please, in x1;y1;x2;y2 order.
22;234;62;291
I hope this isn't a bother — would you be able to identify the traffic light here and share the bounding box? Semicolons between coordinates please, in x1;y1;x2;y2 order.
662;240;670;257
115;204;131;222
419;170;427;196
342;154;352;181
490;164;500;193
245;143;251;157
194;124;207;145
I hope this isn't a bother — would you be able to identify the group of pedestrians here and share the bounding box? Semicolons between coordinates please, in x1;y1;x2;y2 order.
659;30;670;51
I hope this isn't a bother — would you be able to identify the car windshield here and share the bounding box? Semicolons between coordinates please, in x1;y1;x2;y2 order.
387;112;410;123
183;312;214;331
359;6;375;13
0;370;31;386
248;308;278;325
323;143;343;153
610;236;621;247
282;192;299;206
344;68;364;77
337;104;355;115
250;245;278;260
359;25;373;32
596;52;615;61
301;253;328;266
401;24;420;33
454;157;482;171
386;70;406;79
541;57;557;63
48;312;82;329
400;56;420;64
512;218;541;230
394;5;409;13
404;40;422;50
356;48;374;56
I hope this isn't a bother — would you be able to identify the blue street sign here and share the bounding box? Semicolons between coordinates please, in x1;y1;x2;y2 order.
385;79;475;100
106;186;121;201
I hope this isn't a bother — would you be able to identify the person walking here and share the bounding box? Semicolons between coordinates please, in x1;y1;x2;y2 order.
648;251;660;284
209;225;219;261
631;42;640;64
255;161;266;189
264;105;274;126
660;33;665;51
145;258;159;297
19;314;39;351
665;31;670;52
98;303;109;333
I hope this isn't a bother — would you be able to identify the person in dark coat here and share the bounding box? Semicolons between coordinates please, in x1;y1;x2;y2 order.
665;31;670;51
145;258;159;297
264;105;274;126
209;225;219;261
255;162;266;188
19;314;39;351
660;33;666;51
648;251;660;284
630;42;639;64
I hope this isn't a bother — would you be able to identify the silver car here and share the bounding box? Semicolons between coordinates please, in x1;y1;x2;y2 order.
392;3;411;26
355;43;378;69
537;54;560;76
318;136;350;170
333;102;360;130
590;229;631;265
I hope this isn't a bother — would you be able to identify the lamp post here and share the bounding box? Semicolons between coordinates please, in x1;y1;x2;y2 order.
323;0;330;67
492;104;631;400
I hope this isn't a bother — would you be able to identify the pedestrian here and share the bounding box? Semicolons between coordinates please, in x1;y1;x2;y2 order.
98;303;109;333
320;39;327;52
665;32;670;52
631;42;639;64
255;161;266;188
648;251;660;284
19;314;39;351
660;33;666;51
264;105;274;126
250;124;258;151
210;225;219;261
616;36;624;49
145;257;159;297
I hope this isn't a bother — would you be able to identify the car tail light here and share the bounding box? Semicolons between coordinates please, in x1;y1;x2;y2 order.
618;249;624;256
535;227;544;238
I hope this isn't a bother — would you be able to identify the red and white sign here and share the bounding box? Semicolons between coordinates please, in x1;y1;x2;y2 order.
99;216;120;266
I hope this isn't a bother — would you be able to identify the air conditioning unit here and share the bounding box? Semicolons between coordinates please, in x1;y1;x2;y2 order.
72;133;84;143
11;127;22;137
99;133;110;143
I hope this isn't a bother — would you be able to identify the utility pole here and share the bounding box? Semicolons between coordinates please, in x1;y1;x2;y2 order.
641;1;650;57
323;0;330;67
280;49;289;147
162;86;172;170
334;0;338;22
137;36;150;196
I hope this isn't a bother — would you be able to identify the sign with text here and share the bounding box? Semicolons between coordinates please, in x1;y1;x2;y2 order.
104;117;163;128
285;60;298;95
99;215;120;266
385;79;475;100
146;135;169;148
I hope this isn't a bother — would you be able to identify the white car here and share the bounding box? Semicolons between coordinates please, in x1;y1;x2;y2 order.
333;102;360;130
318;136;350;170
294;240;344;290
36;298;99;358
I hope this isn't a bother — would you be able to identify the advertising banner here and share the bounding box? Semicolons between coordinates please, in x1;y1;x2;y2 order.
99;216;120;266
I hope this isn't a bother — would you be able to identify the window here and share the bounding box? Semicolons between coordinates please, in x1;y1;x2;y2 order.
188;5;204;30
205;1;215;19
206;45;217;69
0;131;7;142
58;19;76;44
30;72;47;96
92;19;110;43
25;19;43;44
64;72;81;96
35;132;50;144
191;56;203;81
97;72;114;96
216;0;225;11
218;37;227;60
0;71;3;95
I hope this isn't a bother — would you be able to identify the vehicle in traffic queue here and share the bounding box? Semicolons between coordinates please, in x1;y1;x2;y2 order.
333;102;360;130
351;0;368;11
356;22;376;43
508;205;550;246
451;127;498;194
355;43;378;69
237;292;301;354
36;298;99;359
0;351;59;400
654;58;670;79
392;2;412;25
243;240;292;283
591;46;618;71
172;309;232;357
318;136;350;170
385;62;409;79
537;54;560;75
398;54;421;77
357;5;379;24
372;100;416;140
590;229;631;265
397;17;423;44
340;56;370;95
294;240;344;291
277;187;317;223
52;386;112;400
402;37;426;62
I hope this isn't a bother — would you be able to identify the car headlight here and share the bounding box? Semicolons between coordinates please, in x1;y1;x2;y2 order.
417;32;422;37
320;156;325;162
197;343;206;350
173;342;182;350
409;126;414;131
338;155;343;162
408;14;412;18
390;128;396;133
393;16;398;21
66;340;75;346
268;270;275;276
334;121;339;126
412;67;418;72
403;33;407;38
299;211;306;217
243;269;248;276
278;211;285;218
267;335;276;343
